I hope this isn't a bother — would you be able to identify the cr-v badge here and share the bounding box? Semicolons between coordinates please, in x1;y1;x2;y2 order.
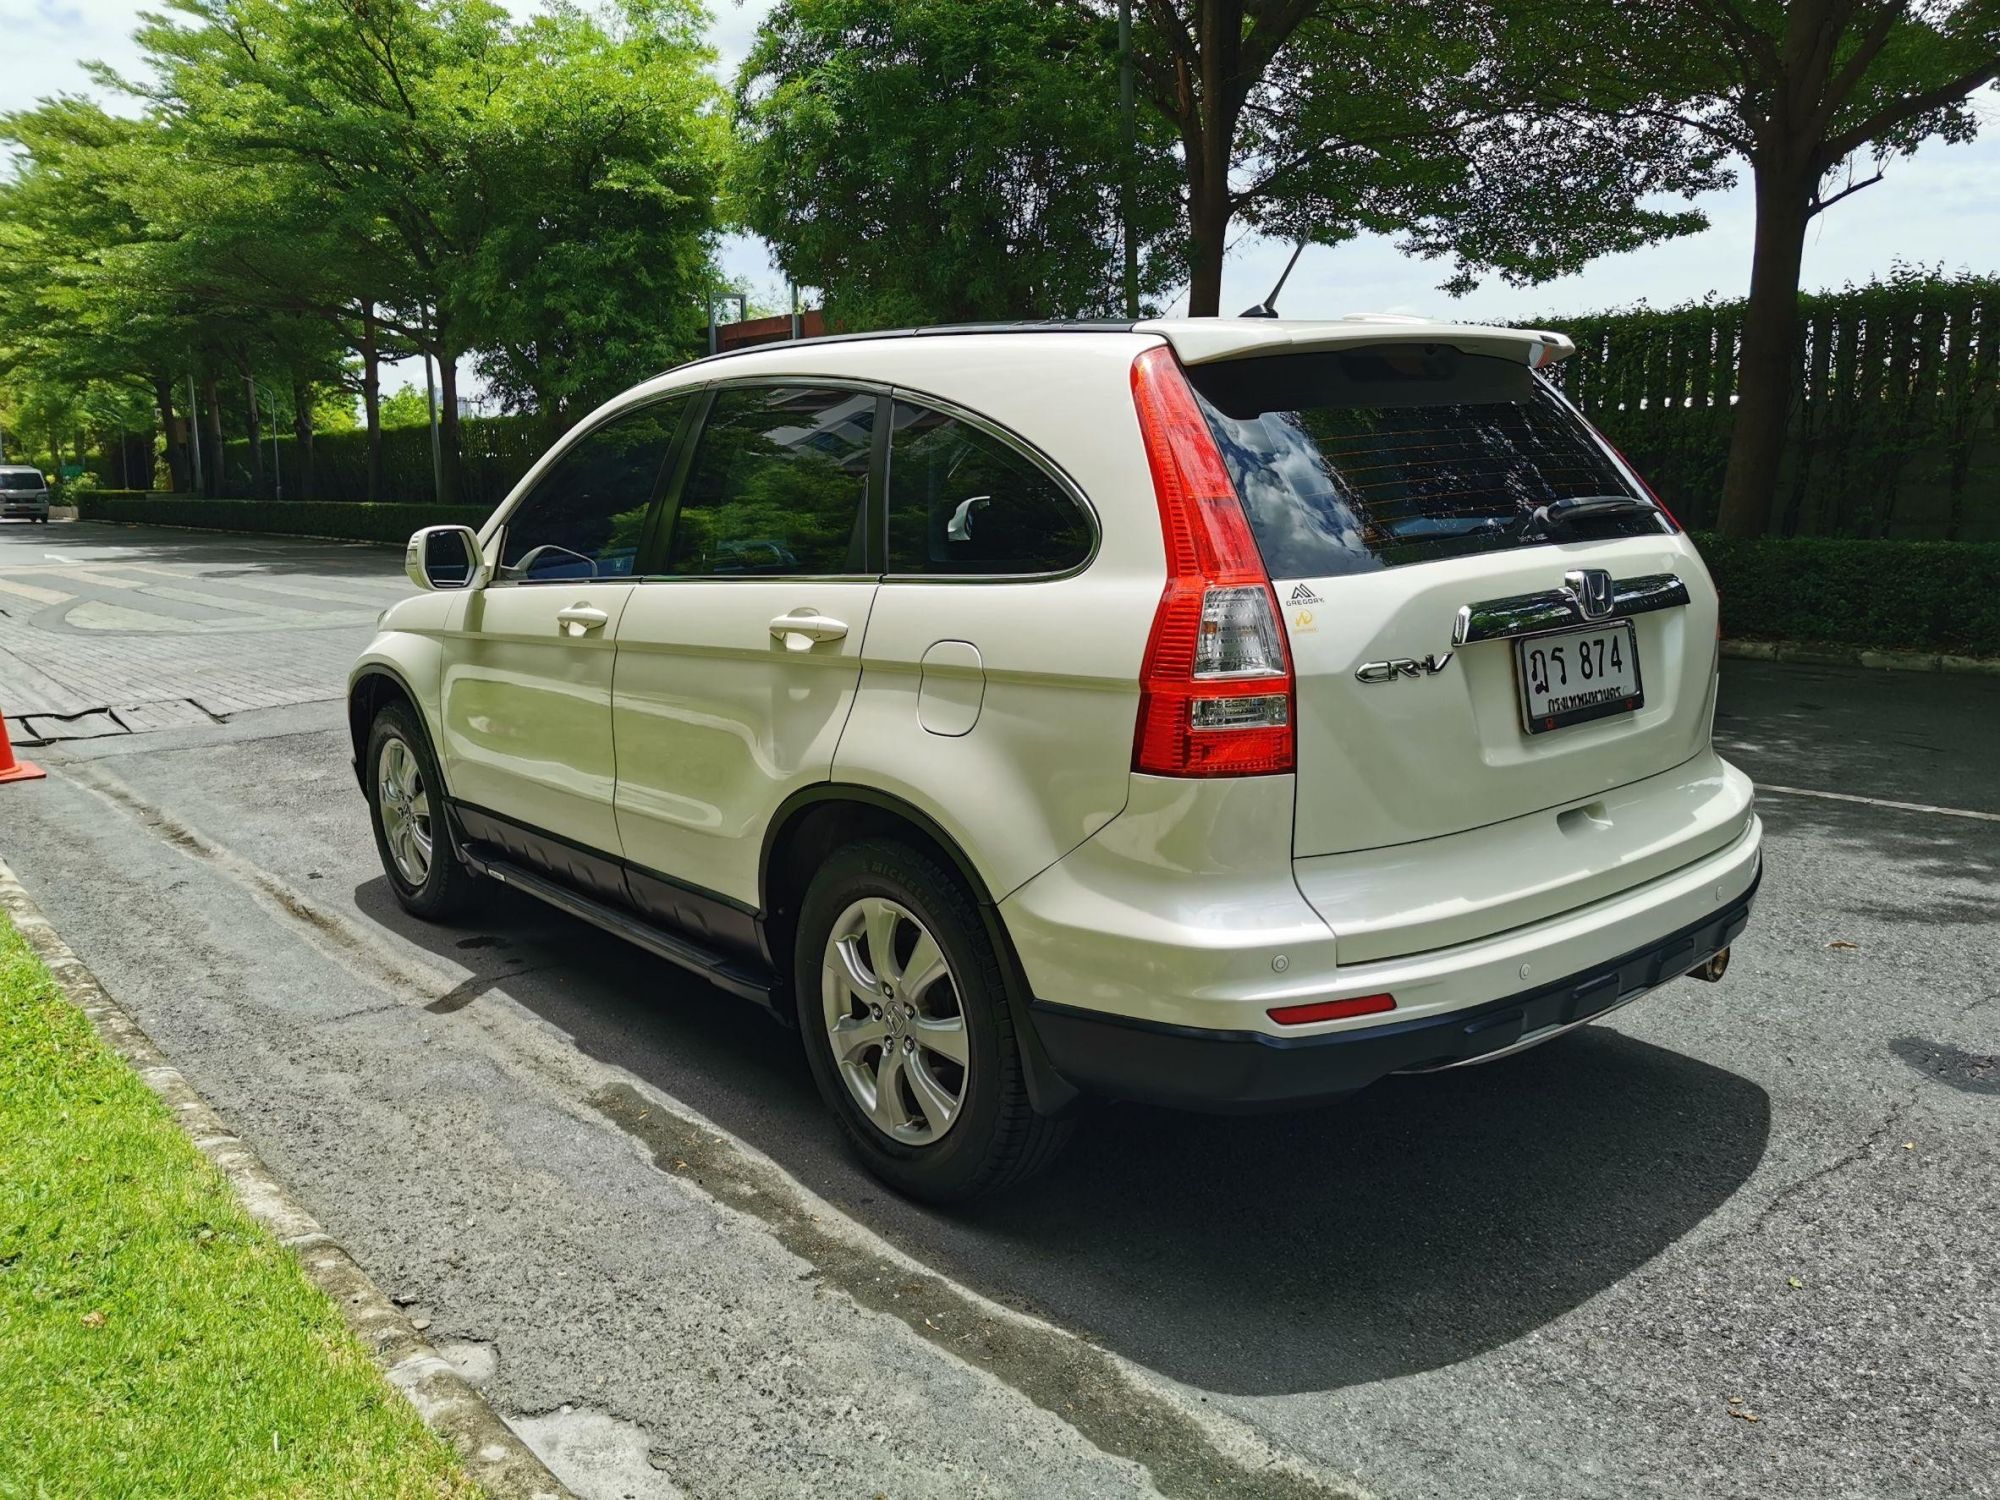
1355;653;1454;684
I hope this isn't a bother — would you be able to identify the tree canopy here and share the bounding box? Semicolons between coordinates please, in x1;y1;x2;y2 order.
1;0;729;499
1498;0;2000;536
733;0;1187;326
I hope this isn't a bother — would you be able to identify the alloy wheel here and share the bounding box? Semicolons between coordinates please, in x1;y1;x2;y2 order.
820;896;969;1145
376;736;434;888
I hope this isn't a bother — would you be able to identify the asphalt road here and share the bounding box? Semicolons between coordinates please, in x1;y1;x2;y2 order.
2;520;1995;1500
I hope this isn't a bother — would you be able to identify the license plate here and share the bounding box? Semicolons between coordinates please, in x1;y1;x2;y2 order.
1516;622;1642;734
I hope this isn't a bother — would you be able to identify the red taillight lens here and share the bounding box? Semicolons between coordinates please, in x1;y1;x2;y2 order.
1130;346;1294;777
1268;994;1396;1026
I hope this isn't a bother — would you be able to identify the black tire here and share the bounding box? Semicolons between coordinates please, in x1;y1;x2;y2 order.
794;837;1072;1202
364;700;483;921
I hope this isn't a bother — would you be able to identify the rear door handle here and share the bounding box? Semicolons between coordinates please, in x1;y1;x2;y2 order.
769;609;849;651
556;604;610;634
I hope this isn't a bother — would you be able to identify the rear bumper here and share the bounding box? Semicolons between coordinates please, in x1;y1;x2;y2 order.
1029;860;1759;1111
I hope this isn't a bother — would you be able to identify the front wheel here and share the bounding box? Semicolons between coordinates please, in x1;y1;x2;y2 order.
794;838;1071;1202
365;702;483;921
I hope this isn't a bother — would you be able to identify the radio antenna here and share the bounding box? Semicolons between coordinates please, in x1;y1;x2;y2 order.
1240;240;1306;319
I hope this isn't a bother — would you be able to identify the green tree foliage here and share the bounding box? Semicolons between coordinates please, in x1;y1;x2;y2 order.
1496;0;2000;538
1053;1;1727;316
378;386;436;430
734;0;1187;326
464;2;728;427
3;0;725;500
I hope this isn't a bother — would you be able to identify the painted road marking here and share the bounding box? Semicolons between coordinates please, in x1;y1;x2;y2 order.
1759;783;2000;823
0;577;71;606
139;584;339;622
115;564;400;608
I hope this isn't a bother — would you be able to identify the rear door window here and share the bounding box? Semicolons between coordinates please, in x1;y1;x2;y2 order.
886;401;1092;576
662;385;874;577
1185;346;1664;577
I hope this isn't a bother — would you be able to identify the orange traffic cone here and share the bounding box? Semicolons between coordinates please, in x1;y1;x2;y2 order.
0;705;45;783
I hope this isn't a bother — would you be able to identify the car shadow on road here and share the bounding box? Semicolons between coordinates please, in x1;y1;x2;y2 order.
359;872;1772;1398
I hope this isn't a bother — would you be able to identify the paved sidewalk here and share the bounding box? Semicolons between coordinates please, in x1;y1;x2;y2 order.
0;521;407;740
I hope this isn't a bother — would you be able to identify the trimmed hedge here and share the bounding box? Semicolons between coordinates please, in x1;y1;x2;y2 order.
1692;533;2000;657
63;500;2000;657
73;495;491;545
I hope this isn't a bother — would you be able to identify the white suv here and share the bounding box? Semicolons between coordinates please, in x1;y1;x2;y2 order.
350;319;1761;1201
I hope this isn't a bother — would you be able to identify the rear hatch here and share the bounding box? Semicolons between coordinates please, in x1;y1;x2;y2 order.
1176;334;1733;956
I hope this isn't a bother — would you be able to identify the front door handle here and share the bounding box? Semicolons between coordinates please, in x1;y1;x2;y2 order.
556;604;610;635
769;609;849;652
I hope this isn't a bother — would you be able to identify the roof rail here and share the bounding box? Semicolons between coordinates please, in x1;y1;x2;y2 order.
660;319;1139;377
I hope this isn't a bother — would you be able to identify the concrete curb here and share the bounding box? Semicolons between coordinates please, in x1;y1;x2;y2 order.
1721;639;2000;675
0;856;575;1500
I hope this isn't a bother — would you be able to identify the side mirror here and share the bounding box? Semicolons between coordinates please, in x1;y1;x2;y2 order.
405;525;486;591
946;494;992;543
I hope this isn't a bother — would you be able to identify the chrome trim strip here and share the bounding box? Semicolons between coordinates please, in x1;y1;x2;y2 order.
1452;572;1689;645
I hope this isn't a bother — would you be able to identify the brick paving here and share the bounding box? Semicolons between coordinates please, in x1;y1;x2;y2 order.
0;521;409;742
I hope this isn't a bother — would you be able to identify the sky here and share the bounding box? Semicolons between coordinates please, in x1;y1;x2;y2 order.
8;0;2000;394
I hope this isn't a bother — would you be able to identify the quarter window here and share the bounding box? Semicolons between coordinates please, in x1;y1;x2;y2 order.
662;385;875;576
886;402;1090;575
498;399;687;582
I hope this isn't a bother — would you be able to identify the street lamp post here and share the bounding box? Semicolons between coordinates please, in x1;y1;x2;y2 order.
246;379;283;500
1120;0;1137;319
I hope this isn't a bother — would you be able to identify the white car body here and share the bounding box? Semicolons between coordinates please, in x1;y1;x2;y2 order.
350;318;1759;1194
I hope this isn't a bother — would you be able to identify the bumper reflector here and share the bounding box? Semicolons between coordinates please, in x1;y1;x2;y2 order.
1268;993;1396;1026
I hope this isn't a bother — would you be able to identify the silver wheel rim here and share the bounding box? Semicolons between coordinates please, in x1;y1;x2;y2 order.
376;736;434;888
820;896;968;1145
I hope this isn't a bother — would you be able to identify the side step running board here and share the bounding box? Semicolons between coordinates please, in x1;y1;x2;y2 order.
458;843;777;1009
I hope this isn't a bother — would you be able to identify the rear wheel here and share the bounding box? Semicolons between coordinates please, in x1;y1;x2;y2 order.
795;839;1071;1202
366;701;482;921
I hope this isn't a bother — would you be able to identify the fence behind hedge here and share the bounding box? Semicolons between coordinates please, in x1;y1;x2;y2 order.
75;494;491;545
213;416;541;513
1541;272;2000;542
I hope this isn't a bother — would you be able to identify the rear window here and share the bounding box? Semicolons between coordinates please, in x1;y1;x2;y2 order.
1185;345;1664;577
0;471;45;491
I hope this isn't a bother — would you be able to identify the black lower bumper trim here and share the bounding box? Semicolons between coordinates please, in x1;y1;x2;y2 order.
1028;866;1759;1113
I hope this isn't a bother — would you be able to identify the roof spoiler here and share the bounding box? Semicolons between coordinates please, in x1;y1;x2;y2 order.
1135;317;1577;371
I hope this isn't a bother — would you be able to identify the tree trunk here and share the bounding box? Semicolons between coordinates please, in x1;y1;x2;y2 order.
292;379;315;502
361;305;384;503
153;375;187;493
1186;172;1229;318
1716;165;1812;539
435;347;461;507
243;378;266;501
202;377;225;498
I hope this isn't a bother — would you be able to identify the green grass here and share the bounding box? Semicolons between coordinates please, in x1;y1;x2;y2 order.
0;913;478;1500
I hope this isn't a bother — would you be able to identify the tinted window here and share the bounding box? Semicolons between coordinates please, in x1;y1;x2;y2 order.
1186;346;1664;577
887;402;1091;575
663;386;874;577
0;471;45;491
499;399;685;582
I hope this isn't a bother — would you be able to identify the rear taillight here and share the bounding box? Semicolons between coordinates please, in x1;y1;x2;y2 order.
1129;346;1293;777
